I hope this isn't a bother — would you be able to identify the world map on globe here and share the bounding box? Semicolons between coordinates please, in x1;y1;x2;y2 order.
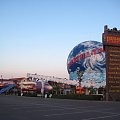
67;41;106;88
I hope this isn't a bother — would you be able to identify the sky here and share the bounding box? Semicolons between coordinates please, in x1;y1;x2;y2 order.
0;0;120;79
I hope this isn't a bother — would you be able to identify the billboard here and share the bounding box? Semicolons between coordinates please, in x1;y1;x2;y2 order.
67;41;106;88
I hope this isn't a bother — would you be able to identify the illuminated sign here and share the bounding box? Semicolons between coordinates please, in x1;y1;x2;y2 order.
105;35;120;45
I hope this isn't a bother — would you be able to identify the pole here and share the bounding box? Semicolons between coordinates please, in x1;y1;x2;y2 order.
21;82;23;96
41;80;44;98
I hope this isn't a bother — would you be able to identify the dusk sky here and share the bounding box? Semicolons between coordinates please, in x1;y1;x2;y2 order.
0;0;120;79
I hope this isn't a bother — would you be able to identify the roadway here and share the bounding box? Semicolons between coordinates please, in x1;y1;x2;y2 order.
0;95;120;120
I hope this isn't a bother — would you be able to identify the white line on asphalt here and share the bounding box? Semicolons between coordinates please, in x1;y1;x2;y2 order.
13;103;97;110
44;110;94;117
25;107;104;112
82;114;120;120
44;108;114;117
32;103;99;110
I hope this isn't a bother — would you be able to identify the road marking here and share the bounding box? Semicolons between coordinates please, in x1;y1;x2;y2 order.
32;103;99;109
44;110;94;117
44;108;114;117
82;114;120;120
13;102;97;110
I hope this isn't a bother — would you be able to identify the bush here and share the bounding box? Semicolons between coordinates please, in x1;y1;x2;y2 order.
52;94;103;101
25;92;37;97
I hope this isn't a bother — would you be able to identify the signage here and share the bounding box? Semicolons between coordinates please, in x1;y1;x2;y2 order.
106;46;120;93
102;25;120;101
103;35;120;45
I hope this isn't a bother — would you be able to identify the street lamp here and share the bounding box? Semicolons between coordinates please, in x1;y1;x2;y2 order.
1;75;3;83
41;79;45;98
20;82;23;96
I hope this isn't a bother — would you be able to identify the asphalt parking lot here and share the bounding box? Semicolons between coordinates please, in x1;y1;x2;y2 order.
0;95;120;120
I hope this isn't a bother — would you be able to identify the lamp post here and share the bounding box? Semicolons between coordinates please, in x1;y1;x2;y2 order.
1;75;3;83
41;79;45;98
21;82;23;96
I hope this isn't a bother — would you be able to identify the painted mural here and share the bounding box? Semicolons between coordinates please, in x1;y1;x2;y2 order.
67;41;106;88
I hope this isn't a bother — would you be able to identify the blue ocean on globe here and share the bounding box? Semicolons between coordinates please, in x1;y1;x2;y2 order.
67;41;106;88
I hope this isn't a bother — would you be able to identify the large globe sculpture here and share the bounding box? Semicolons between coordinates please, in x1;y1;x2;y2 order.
67;41;106;88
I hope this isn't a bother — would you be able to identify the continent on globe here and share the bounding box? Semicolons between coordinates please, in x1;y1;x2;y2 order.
67;41;106;88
